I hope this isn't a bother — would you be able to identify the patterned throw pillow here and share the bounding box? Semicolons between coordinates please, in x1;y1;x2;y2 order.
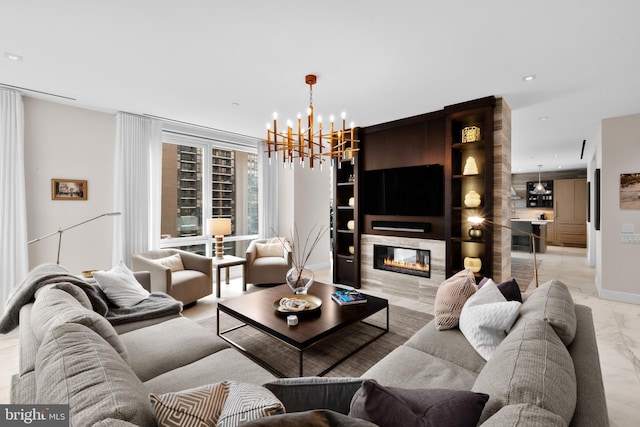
151;382;228;426
150;381;285;427
459;281;521;360
217;382;285;427
434;269;477;330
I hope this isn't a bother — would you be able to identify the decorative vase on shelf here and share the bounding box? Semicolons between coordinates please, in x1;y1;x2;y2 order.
286;267;314;295
464;190;482;207
464;257;482;273
463;157;479;175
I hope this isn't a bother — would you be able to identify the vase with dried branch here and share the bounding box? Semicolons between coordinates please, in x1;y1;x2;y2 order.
274;224;327;295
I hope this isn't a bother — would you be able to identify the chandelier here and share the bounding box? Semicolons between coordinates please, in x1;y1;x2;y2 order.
264;74;358;169
530;165;551;195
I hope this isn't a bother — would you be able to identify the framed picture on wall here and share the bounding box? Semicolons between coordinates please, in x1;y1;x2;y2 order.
51;178;87;200
594;169;601;231
620;173;640;209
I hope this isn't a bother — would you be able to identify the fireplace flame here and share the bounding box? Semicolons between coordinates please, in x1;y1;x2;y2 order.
383;257;430;272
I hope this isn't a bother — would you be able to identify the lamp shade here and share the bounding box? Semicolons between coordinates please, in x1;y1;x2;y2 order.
207;218;231;236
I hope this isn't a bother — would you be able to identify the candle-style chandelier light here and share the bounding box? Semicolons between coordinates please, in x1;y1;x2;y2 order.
264;74;359;169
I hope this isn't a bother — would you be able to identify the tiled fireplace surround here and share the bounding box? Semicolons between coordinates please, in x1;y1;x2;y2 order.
361;234;446;305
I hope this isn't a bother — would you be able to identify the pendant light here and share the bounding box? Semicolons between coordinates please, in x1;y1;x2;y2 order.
530;165;551;195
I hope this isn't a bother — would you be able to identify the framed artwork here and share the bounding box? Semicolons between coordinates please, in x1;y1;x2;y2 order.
620;173;640;209
594;169;601;231
587;181;591;223
51;178;87;200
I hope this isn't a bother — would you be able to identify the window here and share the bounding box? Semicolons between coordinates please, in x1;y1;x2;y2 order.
159;130;259;258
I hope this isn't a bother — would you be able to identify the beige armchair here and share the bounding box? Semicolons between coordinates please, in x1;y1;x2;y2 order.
131;249;212;305
245;238;292;286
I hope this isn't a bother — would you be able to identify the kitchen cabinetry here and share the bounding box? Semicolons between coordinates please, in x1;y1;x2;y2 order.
447;103;494;279
526;180;554;208
554;178;587;247
332;155;360;287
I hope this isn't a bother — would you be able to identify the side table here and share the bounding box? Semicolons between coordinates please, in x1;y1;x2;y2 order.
212;255;247;298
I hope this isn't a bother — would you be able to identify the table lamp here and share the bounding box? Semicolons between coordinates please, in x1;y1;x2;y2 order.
28;212;122;264
468;216;541;288
207;218;231;259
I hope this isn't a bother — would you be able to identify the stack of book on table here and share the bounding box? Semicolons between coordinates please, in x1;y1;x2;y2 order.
331;289;367;305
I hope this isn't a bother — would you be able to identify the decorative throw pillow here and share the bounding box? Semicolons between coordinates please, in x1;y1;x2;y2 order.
151;253;185;272
459;280;521;360
217;381;285;427
93;260;150;308
472;320;577;425
150;382;228;427
151;381;284;427
478;277;522;302
434;269;477;330
255;242;284;258
349;379;489;427
519;280;576;346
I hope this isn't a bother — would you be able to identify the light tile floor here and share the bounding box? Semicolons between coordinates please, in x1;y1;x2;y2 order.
1;246;638;426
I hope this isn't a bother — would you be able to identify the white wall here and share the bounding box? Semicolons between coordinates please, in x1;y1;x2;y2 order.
595;113;640;304
24;97;116;273
278;162;331;270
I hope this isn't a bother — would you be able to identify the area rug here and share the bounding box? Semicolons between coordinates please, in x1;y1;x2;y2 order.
511;256;542;293
197;305;433;378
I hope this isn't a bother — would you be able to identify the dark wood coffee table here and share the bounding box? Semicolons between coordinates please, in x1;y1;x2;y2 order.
216;283;389;377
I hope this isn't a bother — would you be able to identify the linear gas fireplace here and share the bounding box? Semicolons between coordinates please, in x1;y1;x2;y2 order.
373;244;430;278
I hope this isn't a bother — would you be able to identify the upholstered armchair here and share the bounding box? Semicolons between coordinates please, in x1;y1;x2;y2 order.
131;249;212;305
245;238;292;286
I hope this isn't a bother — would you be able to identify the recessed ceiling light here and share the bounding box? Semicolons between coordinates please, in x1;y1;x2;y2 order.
4;52;23;61
538;116;549;121
522;74;536;82
558;166;562;169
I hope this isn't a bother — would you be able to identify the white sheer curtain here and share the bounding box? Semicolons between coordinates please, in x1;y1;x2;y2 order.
258;146;278;238
0;89;28;316
112;112;161;267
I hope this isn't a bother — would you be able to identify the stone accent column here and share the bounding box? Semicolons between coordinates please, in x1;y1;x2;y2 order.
493;98;512;282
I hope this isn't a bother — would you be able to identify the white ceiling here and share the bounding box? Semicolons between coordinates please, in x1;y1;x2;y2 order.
2;0;639;173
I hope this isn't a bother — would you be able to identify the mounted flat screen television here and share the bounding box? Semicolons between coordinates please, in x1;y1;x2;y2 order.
364;164;444;216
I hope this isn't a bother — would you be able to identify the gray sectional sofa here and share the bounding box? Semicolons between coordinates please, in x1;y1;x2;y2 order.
8;265;608;426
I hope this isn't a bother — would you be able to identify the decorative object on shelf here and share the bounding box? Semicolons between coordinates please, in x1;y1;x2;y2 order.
28;212;121;264
530;165;551;195
348;197;355;207
468;216;541;288
51;178;88;200
461;126;481;143
464;190;482;207
348;174;355;182
263;74;359;169
468;225;483;240
463;257;482;273
347;220;355;230
276;224;327;295
207;218;232;259
463;157;479;175
348;245;355;255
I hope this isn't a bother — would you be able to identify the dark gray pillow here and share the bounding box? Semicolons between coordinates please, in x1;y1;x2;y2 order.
349;379;489;427
478;277;522;302
242;409;377;426
263;377;363;415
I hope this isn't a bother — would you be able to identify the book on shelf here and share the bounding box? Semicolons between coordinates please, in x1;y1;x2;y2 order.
331;289;367;305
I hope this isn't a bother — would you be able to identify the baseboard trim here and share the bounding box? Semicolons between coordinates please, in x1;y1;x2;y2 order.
597;288;640;305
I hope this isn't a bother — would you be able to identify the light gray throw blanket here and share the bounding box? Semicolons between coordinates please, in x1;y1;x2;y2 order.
0;264;108;333
1;264;183;333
